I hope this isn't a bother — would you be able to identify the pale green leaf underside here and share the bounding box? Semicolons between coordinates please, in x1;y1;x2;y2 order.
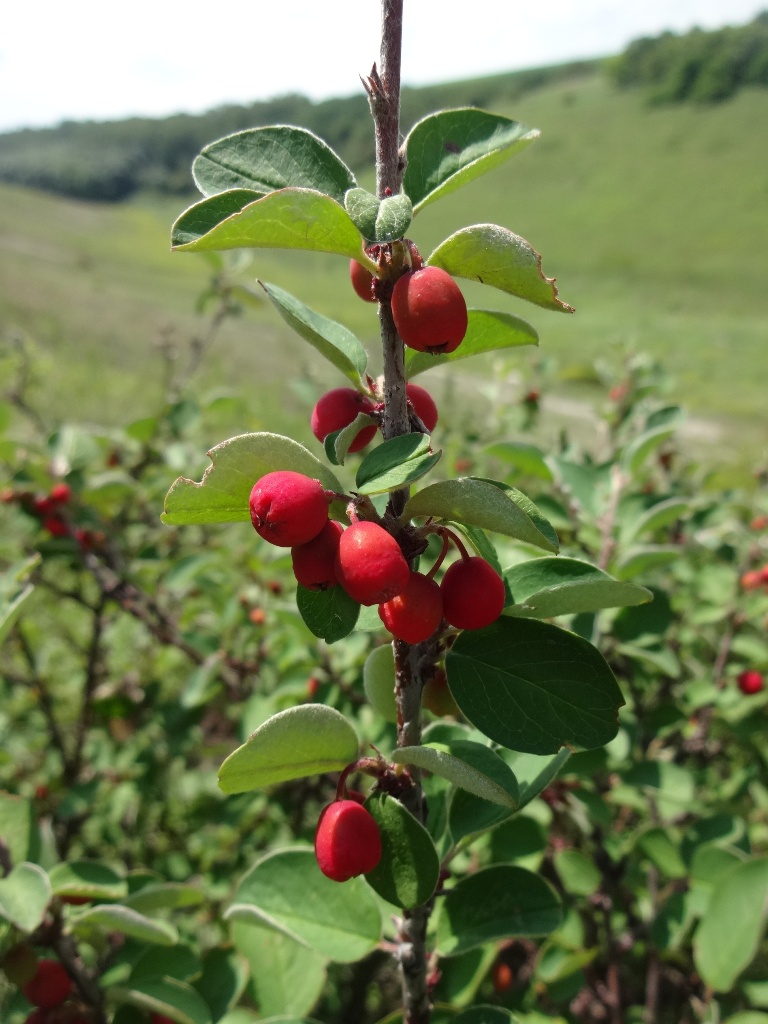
72;904;179;945
405;309;538;377
403;477;558;553
193;125;356;204
392;742;518;808
0;862;51;932
218;705;360;794
403;108;540;213
49;860;127;901
226;848;382;963
504;557;652;617
171;188;365;261
108;977;212;1024
260;280;367;383
429;225;574;313
162;432;343;526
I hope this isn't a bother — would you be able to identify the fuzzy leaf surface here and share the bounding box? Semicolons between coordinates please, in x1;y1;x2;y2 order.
403;477;557;553
437;865;562;955
392;742;518;808
364;793;440;909
162;433;343;525
72;904;179;945
403;109;540;213
193;126;355;202
226;848;381;962
355;433;441;495
218;705;359;794
428;225;574;313
504;557;652;617
260;281;367;382
0;862;50;932
49;860;127;901
171;189;263;247
445;618;624;754
171;188;364;259
405;309;538;377
296;584;360;644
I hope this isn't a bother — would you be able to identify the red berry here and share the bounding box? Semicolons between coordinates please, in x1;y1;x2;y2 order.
311;388;377;453
391;266;468;354
492;960;514;993
406;382;438;432
761;564;768;583
379;571;443;644
22;1011;48;1024
306;676;320;698
314;799;382;881
49;483;71;504
741;570;764;591
23;959;72;1009
334;521;410;606
441;557;506;630
737;670;764;695
349;259;377;302
249;607;266;625
292;519;344;590
751;515;768;530
43;516;69;538
249;471;329;547
151;1016;177;1024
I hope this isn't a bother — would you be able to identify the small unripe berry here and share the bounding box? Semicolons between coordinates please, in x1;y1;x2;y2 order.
441;557;506;630
406;382;438;432
737;669;764;695
311;388;377;453
249;471;329;547
422;668;461;718
379;571;443;644
349;259;377;302
314;799;382;881
335;521;410;605
391;266;468;354
2;943;38;986
23;959;72;1009
292;519;344;590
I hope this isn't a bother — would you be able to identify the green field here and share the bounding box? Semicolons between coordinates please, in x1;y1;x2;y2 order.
1;71;767;463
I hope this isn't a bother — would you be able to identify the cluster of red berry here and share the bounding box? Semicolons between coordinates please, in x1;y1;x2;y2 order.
311;380;438;455
1;483;103;550
249;471;506;642
740;564;768;592
2;951;78;1023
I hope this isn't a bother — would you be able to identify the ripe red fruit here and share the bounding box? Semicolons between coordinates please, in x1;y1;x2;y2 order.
751;515;768;530
249;471;329;547
441;557;506;630
311;388;377;453
49;483;72;504
391;266;468;354
740;570;764;591
23;958;72;1009
492;960;514;993
334;520;410;605
737;669;764;695
349;259;377;302
292;519;344;590
379;571;443;644
405;382;438;432
42;516;69;538
314;799;382;881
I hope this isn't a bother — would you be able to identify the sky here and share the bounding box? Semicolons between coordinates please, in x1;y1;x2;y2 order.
1;0;765;134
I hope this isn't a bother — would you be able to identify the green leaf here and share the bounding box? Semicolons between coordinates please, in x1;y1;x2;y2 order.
403;478;558;553
123;883;205;913
363;644;398;723
72;904;179;945
554;850;602;896
363;793;440;909
171;190;264;247
129;944;200;983
614;546;680;581
345;187;380;238
49;861;127;901
355;433;441;495
218;705;359;794
231;914;326;1019
507;748;572;807
193;126;356;203
392;742;518;808
0;862;51;932
108;977;212;1024
723;1014;768;1024
0;792;39;865
694;858;768;991
225;848;382;962
162;432;343;526
296;584;360;644
405;309;538;377
620;497;689;543
403;108;540;213
436;865;562;955
428;225;574;314
453;1008;518;1024
482;441;553;482
375;194;413;242
504;557;652;617
260;281;367;383
172;188;365;260
622;425;676;475
193;947;248;1021
445;618;624;754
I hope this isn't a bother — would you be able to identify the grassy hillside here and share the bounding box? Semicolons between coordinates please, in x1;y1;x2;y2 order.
1;70;767;463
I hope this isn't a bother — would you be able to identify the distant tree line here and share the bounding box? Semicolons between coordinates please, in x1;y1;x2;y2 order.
0;62;594;203
608;11;768;103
